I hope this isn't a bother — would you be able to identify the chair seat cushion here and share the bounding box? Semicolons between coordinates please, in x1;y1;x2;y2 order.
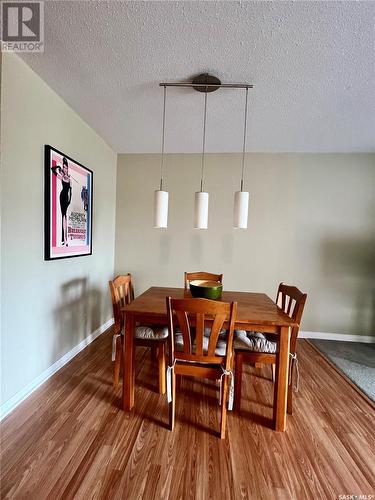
234;330;278;353
174;332;185;351
202;335;227;356
135;325;168;340
204;327;227;337
174;331;227;356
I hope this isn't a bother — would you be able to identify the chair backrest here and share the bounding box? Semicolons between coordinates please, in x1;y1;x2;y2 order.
184;272;223;290
166;297;237;370
276;283;307;354
109;274;134;335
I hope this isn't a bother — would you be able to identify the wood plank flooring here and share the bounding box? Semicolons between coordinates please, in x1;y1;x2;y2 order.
1;331;374;499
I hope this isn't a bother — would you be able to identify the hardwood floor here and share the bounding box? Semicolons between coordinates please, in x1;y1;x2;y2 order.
1;331;374;499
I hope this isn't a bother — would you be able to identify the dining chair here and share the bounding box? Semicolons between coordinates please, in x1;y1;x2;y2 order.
184;271;223;290
233;283;307;415
109;274;168;392
166;296;237;439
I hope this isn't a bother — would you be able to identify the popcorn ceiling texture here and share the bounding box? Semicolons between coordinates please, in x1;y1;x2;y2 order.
21;1;375;153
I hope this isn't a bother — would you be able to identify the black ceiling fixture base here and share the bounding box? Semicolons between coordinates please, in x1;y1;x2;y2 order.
192;73;221;93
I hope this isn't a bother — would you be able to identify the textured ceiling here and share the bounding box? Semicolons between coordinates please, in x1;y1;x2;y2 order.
21;1;375;153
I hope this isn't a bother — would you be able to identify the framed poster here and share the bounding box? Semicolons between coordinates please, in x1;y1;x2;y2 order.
44;145;93;260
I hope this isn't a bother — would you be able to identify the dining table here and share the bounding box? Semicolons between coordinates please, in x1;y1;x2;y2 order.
121;286;298;432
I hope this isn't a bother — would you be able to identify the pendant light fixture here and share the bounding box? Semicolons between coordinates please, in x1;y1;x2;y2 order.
233;87;250;229
157;75;253;229
194;90;209;229
154;85;169;228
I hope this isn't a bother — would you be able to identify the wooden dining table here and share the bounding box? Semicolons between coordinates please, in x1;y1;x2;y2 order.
121;286;298;432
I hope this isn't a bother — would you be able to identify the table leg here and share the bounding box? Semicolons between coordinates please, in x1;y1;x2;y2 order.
158;342;166;394
234;352;243;412
122;313;135;410
273;326;290;431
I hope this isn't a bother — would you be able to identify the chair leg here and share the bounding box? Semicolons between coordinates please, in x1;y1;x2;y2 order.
151;346;158;361
158;342;166;394
169;371;176;431
271;363;276;383
234;353;243;412
287;358;294;415
287;383;293;415
113;336;122;387
220;374;229;439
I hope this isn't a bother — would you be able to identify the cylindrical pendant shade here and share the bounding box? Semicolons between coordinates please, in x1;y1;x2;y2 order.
233;190;249;229
194;191;209;229
154;190;169;228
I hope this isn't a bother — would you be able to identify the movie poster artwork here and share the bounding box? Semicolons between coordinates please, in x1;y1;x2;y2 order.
45;145;93;260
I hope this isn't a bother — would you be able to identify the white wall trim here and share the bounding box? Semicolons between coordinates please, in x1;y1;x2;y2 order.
0;318;114;421
300;331;375;343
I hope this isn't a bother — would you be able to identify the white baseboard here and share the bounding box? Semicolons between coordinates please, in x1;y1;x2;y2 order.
0;318;114;421
300;331;375;343
1;323;372;421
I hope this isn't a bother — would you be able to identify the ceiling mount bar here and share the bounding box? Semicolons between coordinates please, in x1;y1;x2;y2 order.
160;73;253;92
159;82;253;89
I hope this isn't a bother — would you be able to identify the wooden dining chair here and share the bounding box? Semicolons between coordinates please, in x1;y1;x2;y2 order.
233;283;307;415
184;271;223;290
166;297;237;439
109;274;168;392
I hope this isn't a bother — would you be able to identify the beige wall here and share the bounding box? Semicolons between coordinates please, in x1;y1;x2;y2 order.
0;54;117;408
115;153;375;336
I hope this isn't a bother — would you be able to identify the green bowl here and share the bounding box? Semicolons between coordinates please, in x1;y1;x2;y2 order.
189;280;223;300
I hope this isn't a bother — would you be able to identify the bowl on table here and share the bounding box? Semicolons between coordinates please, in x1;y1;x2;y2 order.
189;280;223;300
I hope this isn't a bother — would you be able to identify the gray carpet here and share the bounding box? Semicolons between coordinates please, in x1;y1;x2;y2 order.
310;340;375;402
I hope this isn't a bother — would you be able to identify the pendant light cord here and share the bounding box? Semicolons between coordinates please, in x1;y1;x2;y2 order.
200;91;208;192
240;87;249;191
160;85;167;190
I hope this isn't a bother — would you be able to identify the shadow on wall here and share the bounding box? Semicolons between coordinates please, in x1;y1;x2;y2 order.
221;233;234;264
52;278;103;362
191;233;203;264
158;233;171;265
321;236;375;335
